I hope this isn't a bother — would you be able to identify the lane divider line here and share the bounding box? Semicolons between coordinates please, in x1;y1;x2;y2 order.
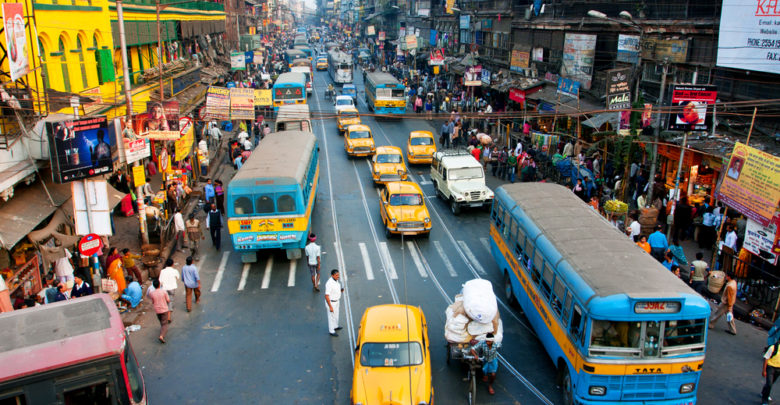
238;263;250;291
379;242;399;280
210;251;230;292
359;243;375;280
261;255;273;289
406;241;428;278
457;240;487;275
287;259;297;287
433;240;458;277
480;237;491;254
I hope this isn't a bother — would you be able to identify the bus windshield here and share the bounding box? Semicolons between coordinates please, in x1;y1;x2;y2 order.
589;319;706;358
389;193;423;206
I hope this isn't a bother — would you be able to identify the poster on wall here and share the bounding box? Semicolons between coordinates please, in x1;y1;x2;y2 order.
137;101;180;140
464;65;482;86
2;3;29;81
510;49;529;72
667;85;717;131
174;123;194;162
231;51;246;70
616;34;641;64
116;117;150;164
743;215;780;265
715;142;780;226
532;47;543;62
717;0;780;74
46;116;113;183
561;33;596;90
606;67;631;110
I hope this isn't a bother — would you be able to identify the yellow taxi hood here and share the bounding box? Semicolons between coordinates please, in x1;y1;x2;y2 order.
354;365;428;405
348;137;375;148
386;204;429;222
374;162;405;174
409;144;436;155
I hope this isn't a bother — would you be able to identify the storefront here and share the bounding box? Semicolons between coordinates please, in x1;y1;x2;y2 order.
656;143;722;205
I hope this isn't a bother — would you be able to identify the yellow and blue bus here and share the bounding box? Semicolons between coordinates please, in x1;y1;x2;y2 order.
294;45;314;61
272;72;307;111
284;49;307;68
490;183;709;405
365;72;406;116
227;131;319;262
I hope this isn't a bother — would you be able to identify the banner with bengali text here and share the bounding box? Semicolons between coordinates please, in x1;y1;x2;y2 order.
715;142;780;226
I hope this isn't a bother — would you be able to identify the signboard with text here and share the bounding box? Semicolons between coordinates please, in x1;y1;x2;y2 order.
2;3;29;81
116;117;150;164
606;67;631;110
617;34;641;64
47;116;113;183
510;49;529;72
231;51;246;70
556;77;580;98
668;85;717;131
205;86;230;120
254;89;272;106
744;216;780;265
717;0;780;74
464;65;482;86
561;33;596;90
715;142;780;227
230;88;255;120
140;101;180;140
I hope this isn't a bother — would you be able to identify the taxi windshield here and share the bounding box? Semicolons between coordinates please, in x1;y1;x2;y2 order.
360;342;423;367
377;154;402;164
340;111;358;118
411;137;432;146
449;167;483;180
389;193;422;206
349;131;371;139
337;98;353;106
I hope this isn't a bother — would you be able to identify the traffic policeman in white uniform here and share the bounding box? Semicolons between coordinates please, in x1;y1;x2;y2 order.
324;269;344;336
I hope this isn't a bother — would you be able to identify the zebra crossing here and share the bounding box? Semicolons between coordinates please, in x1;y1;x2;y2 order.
206;238;493;292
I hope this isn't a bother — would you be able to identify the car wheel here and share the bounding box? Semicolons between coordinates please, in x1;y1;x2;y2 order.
450;199;461;215
504;271;517;305
385;226;391;238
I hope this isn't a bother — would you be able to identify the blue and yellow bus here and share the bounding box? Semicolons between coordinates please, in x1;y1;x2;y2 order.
365;72;406;116
490;183;709;405
294;45;314;61
272;72;307;111
284;49;307;68
227;131;319;262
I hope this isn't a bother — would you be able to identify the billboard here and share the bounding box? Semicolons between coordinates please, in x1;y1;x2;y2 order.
481;68;491;86
230;88;255;120
556;77;580;98
3;3;29;81
561;33;596;90
668;85;717;131
606;67;631;110
510;49;529;72
116;117;150;165
641;38;688;63
464;65;482;86
715;142;780;226
231;51;246;70
205;86;230;120
744;216;780;265
616;34;640;64
460;15;470;30
429;49;444;66
139;101;180;140
717;0;780;74
254;89;272;106
47;116;113;183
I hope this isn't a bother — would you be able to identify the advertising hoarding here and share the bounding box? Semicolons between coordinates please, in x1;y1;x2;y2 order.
231;51;246;70
254;89;273;106
510;49;529;72
205;86;230;120
641;38;688;63
460;15;470;29
715;142;780;227
606;67;631;110
668;85;716;131
561;33;596;90
744;216;780;265
230;88;255;120
116;117;150;165
47;116;113;183
429;49;444;66
616;34;640;64
464;65;482;86
556;77;580;98
717;0;780;74
140;101;180;140
2;3;29;81
481;68;491;86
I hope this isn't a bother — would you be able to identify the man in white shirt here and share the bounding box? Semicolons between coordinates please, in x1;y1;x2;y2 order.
54;245;75;289
159;258;180;322
627;212;641;242
305;234;322;292
724;225;738;251
324;269;344;337
514;141;523;157
173;207;186;252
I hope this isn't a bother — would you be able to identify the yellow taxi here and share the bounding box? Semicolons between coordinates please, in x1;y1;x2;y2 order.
344;124;376;157
406;131;437;165
316;56;328;70
379;181;431;237
337;107;361;134
371;146;407;185
351;304;433;405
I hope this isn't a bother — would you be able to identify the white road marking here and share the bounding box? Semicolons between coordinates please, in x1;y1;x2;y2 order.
210;251;230;292
480;237;491;254
379;242;398;279
287;259;297;287
419;179;433;185
406;241;428;278
237;263;250;291
261;256;273;289
359;243;375;280
433;240;458;277
458;240;487;275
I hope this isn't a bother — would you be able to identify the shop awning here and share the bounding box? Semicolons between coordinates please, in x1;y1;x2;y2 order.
582;112;620;129
0;178;71;250
363;12;380;21
527;85;605;115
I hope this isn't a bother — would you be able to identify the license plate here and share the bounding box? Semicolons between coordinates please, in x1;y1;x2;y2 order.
469;202;483;207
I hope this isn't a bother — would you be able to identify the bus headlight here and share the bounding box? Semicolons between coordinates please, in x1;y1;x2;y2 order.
679;383;695;394
589;386;606;396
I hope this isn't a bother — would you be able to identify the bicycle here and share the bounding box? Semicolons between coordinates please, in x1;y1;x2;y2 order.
447;342;482;404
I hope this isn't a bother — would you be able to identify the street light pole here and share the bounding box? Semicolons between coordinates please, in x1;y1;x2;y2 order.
156;0;164;101
644;59;668;209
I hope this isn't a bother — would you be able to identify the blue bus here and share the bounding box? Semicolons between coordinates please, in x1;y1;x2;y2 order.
490;183;709;405
364;72;406;116
294;45;314;61
227;131;319;262
272;72;307;112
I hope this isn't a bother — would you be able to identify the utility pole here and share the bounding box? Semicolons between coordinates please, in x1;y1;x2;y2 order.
156;0;165;101
644;58;669;209
118;0;150;244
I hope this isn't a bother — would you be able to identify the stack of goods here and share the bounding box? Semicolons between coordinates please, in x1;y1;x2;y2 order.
604;199;628;215
445;279;503;344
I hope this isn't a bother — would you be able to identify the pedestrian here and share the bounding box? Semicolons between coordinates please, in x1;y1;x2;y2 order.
689;252;709;294
181;256;201;312
709;273;737;335
206;203;223;250
425;98;433;120
70;273;93;298
305;234;321;292
507;150;517;183
53;242;75;289
762;340;780;405
451;121;461;148
324;269;344;337
415;95;423;114
204;178;215;204
149;279;170;343
185;213;203;259
215;180;226;214
496;147;508;180
470;333;500;395
627;212;641;242
121;248;144;282
440;120;450;147
173;207;186;252
647;225;669;262
159;258;180;323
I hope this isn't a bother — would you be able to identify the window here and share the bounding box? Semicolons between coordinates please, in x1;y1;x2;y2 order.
58;36;71;92
570;305;583;345
38;38;50;90
540;264;553;299
663;319;706;348
76;37;88;89
515;226;526;258
255;195;274;214
0;394;27;405
232;197;253;215
590;320;642;350
277;194;296;213
62;381;114;404
124;346;145;402
502;209;511;236
360;342;423;367
563;291;573;323
552;277;565;317
508;219;517;244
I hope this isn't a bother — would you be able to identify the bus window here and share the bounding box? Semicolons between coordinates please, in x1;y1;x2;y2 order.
552;277;565;317
392;88;405;98
124;346;145;402
502;210;512;233
61;381;114;404
590;320;641;350
563;290;573;322
255;195;275;214
277;194;296;213
0;394;26;404
502;216;513;240
663;319;706;349
644;321;661;357
523;238;533;263
492;202;502;222
570;305;583;345
540;264;553;299
234;196;254;215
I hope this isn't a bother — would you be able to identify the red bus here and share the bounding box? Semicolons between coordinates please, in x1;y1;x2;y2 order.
0;294;146;404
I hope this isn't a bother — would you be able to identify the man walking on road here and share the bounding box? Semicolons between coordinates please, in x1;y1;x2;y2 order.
305;234;321;292
206;203;223;250
181;256;201;312
325;269;344;337
159;259;180;323
149;279;170;343
762;340;780;405
185;213;202;259
709;273;737;335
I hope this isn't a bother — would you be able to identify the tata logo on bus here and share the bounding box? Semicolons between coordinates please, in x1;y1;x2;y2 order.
634;301;681;314
631;367;663;374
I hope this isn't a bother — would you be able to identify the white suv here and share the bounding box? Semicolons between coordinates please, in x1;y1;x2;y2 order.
430;149;494;215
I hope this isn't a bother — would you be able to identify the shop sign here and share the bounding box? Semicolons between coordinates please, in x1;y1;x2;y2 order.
367;25;375;36
378;31;385;41
429;49;444;66
715;142;780;227
744;215;780;265
460;15;470;29
230;88;254;120
231;51;246;70
253;52;263;64
2;3;29;81
509;88;525;103
405;34;417;49
132;165;145;188
78;234;103;256
561;33;596;90
641;38;688;64
174;123;194;162
254;89;273;106
642;103;653;128
47;116;113;183
481;68;491;86
606;67;631;110
140;101;180;140
617;34;641;64
556;77;580;98
464;65;482;86
510;49;529;72
668;85;717;131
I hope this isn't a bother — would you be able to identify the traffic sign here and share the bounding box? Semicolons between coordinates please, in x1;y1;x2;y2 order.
78;234;103;256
